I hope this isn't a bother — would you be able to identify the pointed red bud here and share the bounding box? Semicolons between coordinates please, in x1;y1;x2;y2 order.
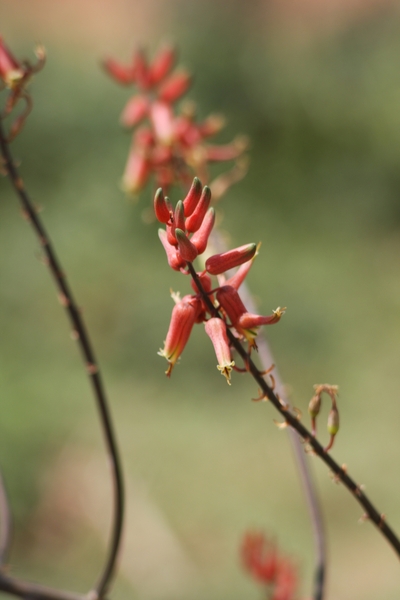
204;318;235;384
154;188;172;224
175;228;198;262
158;295;202;376
174;200;186;232
102;57;135;85
132;48;149;88
149;45;176;85
185;185;212;233
120;95;149;127
183;177;202;217
190;207;215;255
158;70;191;103
206;243;257;275
158;229;186;271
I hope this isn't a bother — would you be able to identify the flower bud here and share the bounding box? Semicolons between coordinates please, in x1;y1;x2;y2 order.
154;188;172;223
175;228;198;262
158;229;186;271
183;177;202;217
158;295;202;376
190;207;215;254
120;94;149;128
158;70;191;103
327;403;339;437
308;394;322;419
185;185;212;233
206;243;257;275
102;57;135;85
149;45;175;85
216;285;247;325
204;318;235;384
224;244;259;290
174;200;186;232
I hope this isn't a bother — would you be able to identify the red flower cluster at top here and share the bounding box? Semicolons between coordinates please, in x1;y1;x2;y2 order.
241;532;299;600
155;178;285;383
104;45;247;196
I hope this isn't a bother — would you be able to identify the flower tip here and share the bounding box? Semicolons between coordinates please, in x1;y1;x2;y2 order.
217;361;235;385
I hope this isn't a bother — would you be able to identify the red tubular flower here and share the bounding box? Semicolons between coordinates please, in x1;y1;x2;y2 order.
185;185;212;233
206;243;257;276
204;318;235;384
120;95;150;127
158;70;191;103
183;177;203;216
148;45;176;86
238;309;284;329
190;207;215;254
216;285;247;326
154;188;172;224
158;295;202;376
223;248;258;290
217;286;284;346
122;144;151;195
158;229;186;271
241;532;298;600
175;228;199;262
241;532;278;583
174;200;186;231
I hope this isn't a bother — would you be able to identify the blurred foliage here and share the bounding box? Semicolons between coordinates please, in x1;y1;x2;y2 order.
1;2;400;599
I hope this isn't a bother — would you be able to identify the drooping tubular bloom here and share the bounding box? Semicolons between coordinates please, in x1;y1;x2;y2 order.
155;179;284;381
217;285;285;347
204;318;235;384
158;295;202;376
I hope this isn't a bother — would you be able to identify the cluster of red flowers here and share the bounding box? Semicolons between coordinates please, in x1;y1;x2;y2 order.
241;532;299;600
104;45;247;196
155;178;284;383
0;36;45;139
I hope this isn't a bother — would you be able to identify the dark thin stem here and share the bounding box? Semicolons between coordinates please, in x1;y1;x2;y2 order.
0;469;12;568
0;119;124;599
188;262;400;559
209;229;326;600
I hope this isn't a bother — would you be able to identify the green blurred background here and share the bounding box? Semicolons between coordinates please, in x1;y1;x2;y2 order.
1;0;400;598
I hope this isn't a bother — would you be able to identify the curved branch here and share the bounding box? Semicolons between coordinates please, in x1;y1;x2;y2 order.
188;262;400;559
0;119;124;599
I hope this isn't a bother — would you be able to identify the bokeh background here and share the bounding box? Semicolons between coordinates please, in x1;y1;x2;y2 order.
1;0;400;598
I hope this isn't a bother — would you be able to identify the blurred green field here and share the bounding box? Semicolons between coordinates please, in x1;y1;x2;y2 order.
1;1;400;599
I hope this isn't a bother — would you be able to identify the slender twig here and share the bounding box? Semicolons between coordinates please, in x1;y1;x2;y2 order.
187;261;400;559
0;119;124;599
210;229;326;600
0;469;12;568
